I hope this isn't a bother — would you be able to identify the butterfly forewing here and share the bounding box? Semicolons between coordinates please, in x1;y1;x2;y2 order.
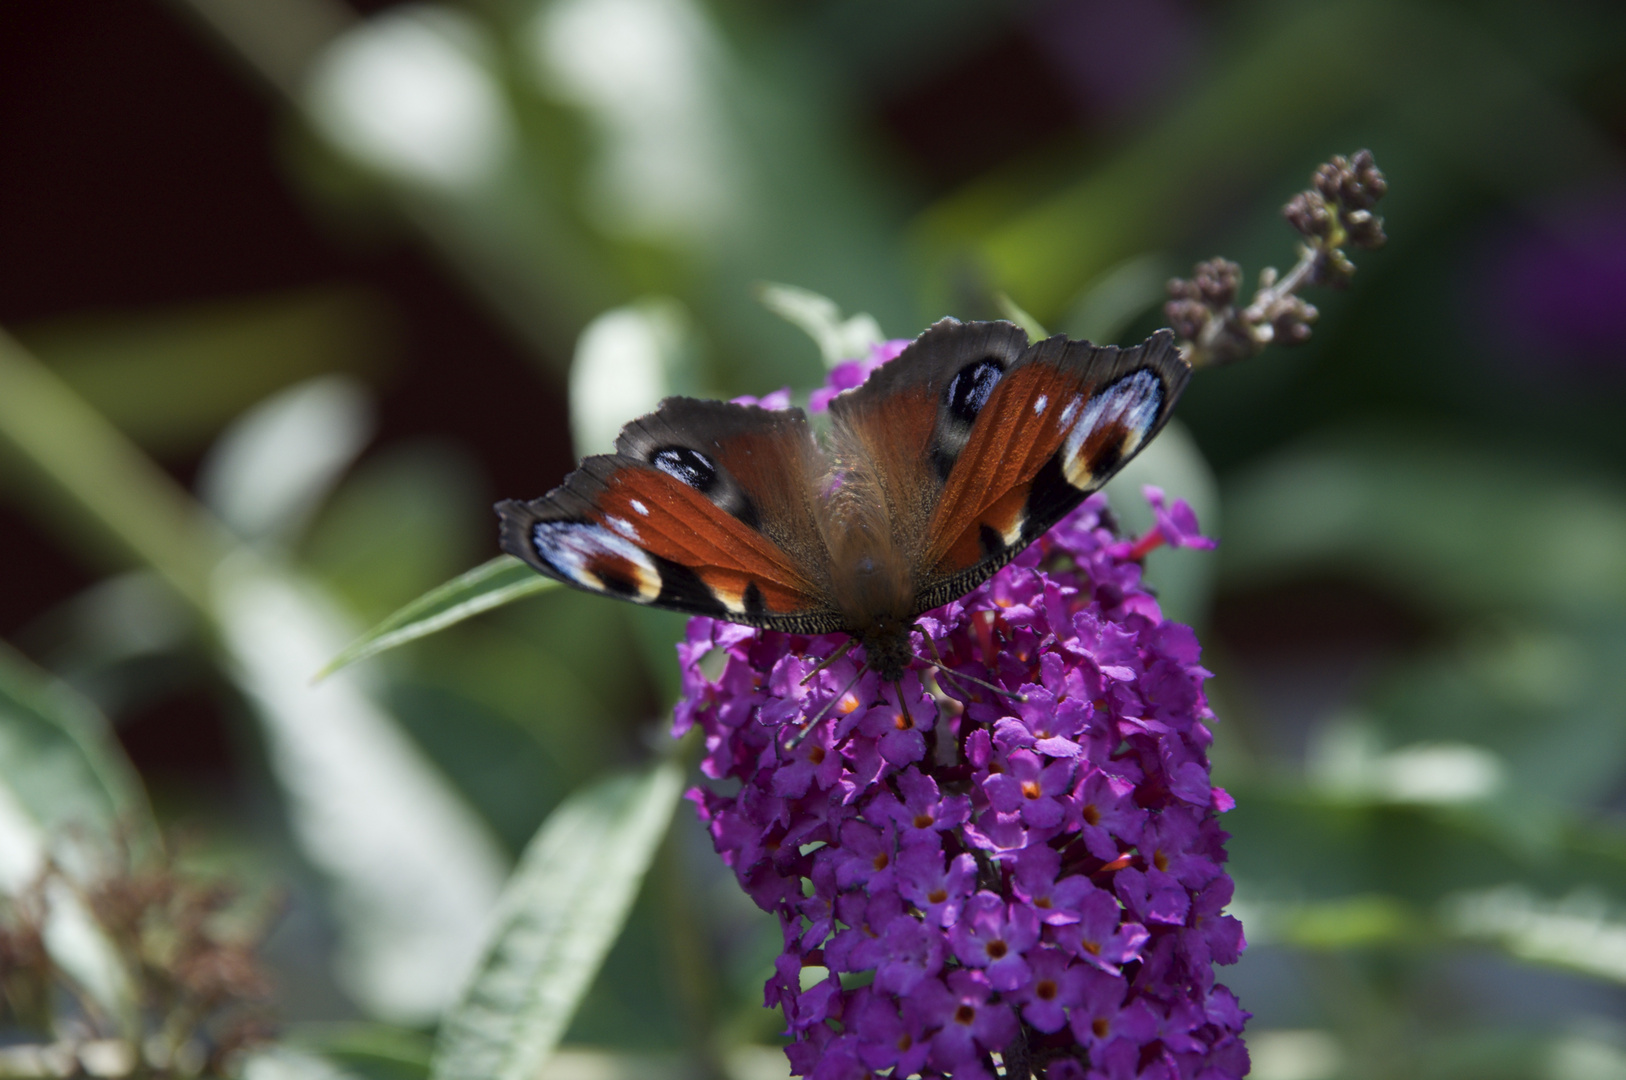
913;328;1189;614
826;319;1033;556
497;399;847;634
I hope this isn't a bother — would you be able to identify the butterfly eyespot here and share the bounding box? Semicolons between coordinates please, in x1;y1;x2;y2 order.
650;446;719;491
1060;369;1163;490
530;520;661;602
944;358;1004;424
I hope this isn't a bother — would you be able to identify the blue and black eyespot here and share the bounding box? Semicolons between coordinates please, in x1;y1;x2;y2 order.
651;446;719;492
944;358;1004;425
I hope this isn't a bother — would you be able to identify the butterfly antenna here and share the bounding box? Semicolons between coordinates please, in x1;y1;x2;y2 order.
800;638;857;686
784;663;868;750
920;634;1027;704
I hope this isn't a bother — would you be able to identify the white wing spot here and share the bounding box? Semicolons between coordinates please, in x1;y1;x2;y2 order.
607;515;640;541
1033;394;1048;416
1002;512;1026;547
712;584;746;615
629;499;650;516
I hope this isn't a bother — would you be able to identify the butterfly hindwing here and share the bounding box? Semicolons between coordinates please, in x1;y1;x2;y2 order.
913;327;1189;611
497;398;846;633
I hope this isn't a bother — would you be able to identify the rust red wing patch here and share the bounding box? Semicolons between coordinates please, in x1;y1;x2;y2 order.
596;465;830;622
924;363;1075;575
498;398;850;635
911;331;1188;613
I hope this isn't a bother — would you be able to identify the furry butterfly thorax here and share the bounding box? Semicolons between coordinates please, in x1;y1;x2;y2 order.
496;318;1190;682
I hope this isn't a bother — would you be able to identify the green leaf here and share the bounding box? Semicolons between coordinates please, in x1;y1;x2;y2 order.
992;292;1048;341
756;282;885;368
213;555;509;1024
285;1024;434;1080
17;288;387;456
1061;254;1173;346
570;299;697;458
1218;434;1626;618
431;761;685;1080
0;640;153;847
241;1046;368;1080
318;556;558;679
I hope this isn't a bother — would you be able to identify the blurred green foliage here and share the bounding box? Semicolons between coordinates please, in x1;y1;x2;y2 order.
2;0;1625;1077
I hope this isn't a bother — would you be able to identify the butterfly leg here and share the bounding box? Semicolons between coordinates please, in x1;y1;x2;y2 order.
799;637;858;686
920;631;1027;704
783;663;869;750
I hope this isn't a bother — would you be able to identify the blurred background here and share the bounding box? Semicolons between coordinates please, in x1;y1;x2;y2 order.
2;0;1625;1077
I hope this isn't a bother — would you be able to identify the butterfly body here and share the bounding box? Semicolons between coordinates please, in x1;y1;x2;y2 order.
497;319;1190;681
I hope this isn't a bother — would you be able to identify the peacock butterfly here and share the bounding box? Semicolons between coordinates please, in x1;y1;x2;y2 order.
496;318;1190;682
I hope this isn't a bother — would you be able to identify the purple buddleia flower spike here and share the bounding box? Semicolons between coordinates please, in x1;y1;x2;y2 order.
677;359;1246;1077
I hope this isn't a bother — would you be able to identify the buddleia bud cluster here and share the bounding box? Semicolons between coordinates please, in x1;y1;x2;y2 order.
1166;149;1387;367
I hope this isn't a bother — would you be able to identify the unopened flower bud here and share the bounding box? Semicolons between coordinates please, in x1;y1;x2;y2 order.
1284;191;1333;240
1165;276;1202;301
1165;297;1208;341
1342;149;1387;209
1343;208;1387;249
1271;297;1318;345
1313;161;1344;203
1194;258;1242;305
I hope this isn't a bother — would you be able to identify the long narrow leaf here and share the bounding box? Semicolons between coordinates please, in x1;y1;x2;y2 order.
431;761;685;1080
215;555;509;1023
0;328;223;612
318;556;557;679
